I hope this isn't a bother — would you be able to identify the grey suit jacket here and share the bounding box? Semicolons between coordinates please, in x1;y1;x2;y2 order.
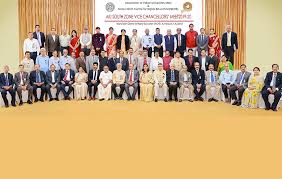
125;70;139;84
205;70;220;85
46;34;60;52
14;72;30;87
196;35;209;51
126;54;138;69
179;71;192;86
234;71;251;88
136;56;151;72
86;55;99;73
46;70;60;85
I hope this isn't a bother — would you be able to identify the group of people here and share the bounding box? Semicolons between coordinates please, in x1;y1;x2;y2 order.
1;24;281;112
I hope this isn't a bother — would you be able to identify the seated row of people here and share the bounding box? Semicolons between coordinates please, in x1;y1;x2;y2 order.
0;62;281;112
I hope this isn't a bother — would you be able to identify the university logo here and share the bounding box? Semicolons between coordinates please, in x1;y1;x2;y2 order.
105;2;115;12
182;2;192;12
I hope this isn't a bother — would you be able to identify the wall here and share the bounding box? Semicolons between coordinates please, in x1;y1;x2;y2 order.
0;0;281;73
0;0;19;73
246;0;282;73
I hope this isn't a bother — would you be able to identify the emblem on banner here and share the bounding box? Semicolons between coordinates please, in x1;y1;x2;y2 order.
105;2;115;12
182;2;192;12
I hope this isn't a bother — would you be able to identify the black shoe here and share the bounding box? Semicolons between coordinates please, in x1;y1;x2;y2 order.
194;97;198;101
155;98;158;102
179;99;182;102
164;98;168;102
34;98;39;103
55;98;59;101
213;99;219;102
169;98;173;101
40;98;44;102
19;100;23;106
175;98;178;102
132;98;135;101
232;101;238;105
199;97;204;101
265;107;270;111
272;108;278;112
11;103;16;107
119;97;123;100
67;97;71;100
49;98;53;102
5;104;9;108
236;102;241;106
99;98;104;101
208;98;213;102
27;100;33;104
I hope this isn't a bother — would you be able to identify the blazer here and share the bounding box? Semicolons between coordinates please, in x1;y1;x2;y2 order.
221;32;238;50
29;70;46;85
45;34;60;52
116;57;129;71
0;73;14;88
125;70;139;84
179;71;192;85
88;69;101;83
33;31;46;48
60;69;75;82
196;34;209;51
166;69;179;86
14;71;30;87
99;57;108;71
86;55;99;73
198;56;213;71
75;57;87;72
234;71;251;89
209;55;219;70
92;33;105;49
46;70;60;85
191;69;205;85
116;35;130;51
174;34;186;52
126;54;138;69
108;57;118;72
205;70;220;85
136;57;151;72
184;55;198;72
263;72;282;91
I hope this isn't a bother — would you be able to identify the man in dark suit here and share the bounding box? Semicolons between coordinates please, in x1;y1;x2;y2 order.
46;64;61;101
14;64;33;105
221;25;238;64
209;48;219;70
191;62;205;101
45;27;60;57
92;27;105;56
184;49;198;72
0;66;16;107
125;63;139;100
198;49;214;71
108;52;118;72
175;28;186;58
60;63;75;100
116;29;130;52
29;64;46;102
33;25;45;48
116;51;129;71
261;64;282;111
166;64;179;101
88;62;100;100
196;28;209;58
99;50;108;71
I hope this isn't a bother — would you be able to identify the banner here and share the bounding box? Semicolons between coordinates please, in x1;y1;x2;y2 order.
94;0;204;34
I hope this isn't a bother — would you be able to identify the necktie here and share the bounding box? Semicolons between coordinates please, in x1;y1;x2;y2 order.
36;73;40;83
63;70;68;81
20;72;24;85
144;58;147;65
129;70;133;82
178;35;181;46
37;32;42;47
189;56;192;66
5;74;9;86
129;56;132;64
202;35;204;41
211;72;215;83
93;70;97;80
273;73;277;89
239;73;244;84
171;70;175;81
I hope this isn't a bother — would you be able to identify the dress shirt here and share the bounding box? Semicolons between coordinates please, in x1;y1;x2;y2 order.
92;70;98;81
170;57;185;71
36;55;49;73
80;33;92;47
270;73;277;89
200;56;206;71
36;32;42;47
142;35;154;48
23;38;40;55
100;71;113;84
183;73;188;82
150;57;163;71
113;70;126;84
21;58;34;73
59;34;71;47
59;55;76;71
51;71;55;83
154;70;166;84
49;57;60;70
227;32;232;47
63;70;71;81
219;70;235;84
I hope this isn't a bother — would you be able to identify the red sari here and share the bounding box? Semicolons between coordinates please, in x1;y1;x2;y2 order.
69;36;81;58
208;34;221;58
106;33;117;57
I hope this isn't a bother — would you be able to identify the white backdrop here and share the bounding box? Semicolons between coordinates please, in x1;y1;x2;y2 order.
94;0;204;35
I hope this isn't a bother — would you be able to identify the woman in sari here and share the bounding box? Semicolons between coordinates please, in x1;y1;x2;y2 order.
69;30;81;58
218;55;233;74
139;64;155;102
208;28;221;58
73;67;88;100
106;27;117;58
241;67;264;108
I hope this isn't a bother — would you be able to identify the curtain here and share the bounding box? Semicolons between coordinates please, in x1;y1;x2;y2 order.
205;0;246;69
18;0;93;60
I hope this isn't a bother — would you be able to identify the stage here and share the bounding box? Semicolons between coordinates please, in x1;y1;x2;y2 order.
0;100;281;179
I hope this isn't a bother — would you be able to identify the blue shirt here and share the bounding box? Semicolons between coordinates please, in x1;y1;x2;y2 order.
141;35;154;48
36;55;49;73
49;57;60;70
219;70;235;85
59;55;76;72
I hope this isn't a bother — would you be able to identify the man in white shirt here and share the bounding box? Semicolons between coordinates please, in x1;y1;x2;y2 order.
153;63;168;102
60;49;76;72
80;26;92;56
86;49;99;73
98;65;113;101
141;29;154;57
112;63;126;100
130;29;141;57
59;29;71;55
23;32;40;63
150;52;163;71
21;51;35;73
127;48;137;69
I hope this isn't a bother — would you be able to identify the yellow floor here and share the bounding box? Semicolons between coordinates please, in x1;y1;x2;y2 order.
0;100;282;179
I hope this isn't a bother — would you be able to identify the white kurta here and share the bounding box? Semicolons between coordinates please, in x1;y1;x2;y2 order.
98;71;113;100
